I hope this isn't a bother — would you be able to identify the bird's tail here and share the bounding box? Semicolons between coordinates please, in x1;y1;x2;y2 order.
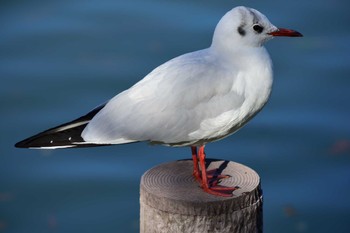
15;104;109;149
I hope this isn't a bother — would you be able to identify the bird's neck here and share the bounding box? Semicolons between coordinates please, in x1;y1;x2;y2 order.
210;45;271;71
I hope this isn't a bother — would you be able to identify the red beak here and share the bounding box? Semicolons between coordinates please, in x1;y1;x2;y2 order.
268;28;303;37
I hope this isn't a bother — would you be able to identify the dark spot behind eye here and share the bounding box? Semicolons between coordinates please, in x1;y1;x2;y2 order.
237;26;246;36
253;24;264;33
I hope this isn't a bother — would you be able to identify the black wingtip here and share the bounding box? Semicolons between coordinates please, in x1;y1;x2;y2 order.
13;127;84;149
15;135;41;148
14;103;107;149
14;140;28;148
14;122;111;149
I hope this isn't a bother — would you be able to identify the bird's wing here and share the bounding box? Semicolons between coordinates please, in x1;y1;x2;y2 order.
82;50;245;145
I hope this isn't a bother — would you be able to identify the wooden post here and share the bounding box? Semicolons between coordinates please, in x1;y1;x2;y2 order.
140;159;263;233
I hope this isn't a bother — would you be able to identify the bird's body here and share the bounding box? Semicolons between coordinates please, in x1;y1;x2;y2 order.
82;46;273;146
16;6;302;196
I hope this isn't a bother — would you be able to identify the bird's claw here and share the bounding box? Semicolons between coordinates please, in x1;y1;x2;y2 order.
193;168;238;197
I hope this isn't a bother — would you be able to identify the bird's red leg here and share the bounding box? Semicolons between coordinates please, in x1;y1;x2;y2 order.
191;146;201;181
197;145;238;197
191;146;228;183
198;146;209;190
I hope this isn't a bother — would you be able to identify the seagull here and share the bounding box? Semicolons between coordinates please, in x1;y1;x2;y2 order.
15;6;302;197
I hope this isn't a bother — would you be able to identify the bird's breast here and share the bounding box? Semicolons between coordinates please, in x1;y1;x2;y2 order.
195;52;273;143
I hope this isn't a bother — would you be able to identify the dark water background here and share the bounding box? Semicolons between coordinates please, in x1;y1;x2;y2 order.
1;0;350;232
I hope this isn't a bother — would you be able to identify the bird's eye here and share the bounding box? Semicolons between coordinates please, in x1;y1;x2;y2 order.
253;24;264;33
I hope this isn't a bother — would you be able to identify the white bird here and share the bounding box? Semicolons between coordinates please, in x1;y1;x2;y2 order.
15;6;302;196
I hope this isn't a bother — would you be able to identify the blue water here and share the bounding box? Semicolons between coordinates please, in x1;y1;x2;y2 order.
1;0;350;232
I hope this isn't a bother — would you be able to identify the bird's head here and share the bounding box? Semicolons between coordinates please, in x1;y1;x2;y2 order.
212;6;302;50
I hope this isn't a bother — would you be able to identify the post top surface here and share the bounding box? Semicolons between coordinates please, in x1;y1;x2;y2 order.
140;159;262;215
